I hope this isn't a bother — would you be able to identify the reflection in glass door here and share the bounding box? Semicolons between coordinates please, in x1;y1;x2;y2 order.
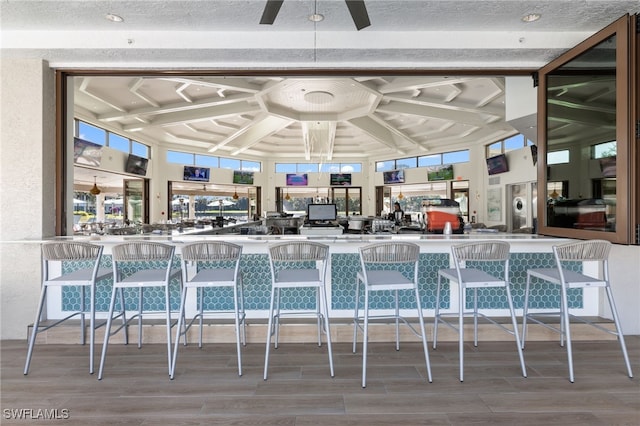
124;179;146;224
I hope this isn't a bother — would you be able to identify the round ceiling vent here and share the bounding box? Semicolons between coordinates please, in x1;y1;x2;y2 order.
304;91;334;104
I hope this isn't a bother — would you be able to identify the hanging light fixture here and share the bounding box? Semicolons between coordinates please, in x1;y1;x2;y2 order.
397;188;404;200
284;188;291;201
90;176;101;195
232;187;239;200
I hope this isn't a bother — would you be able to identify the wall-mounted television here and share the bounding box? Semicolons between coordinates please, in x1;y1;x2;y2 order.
307;204;337;223
426;164;454;181
286;173;308;186
486;154;509;175
183;166;210;182
383;169;405;184
73;137;103;167
330;173;352;186
233;170;254;185
599;156;616;177
125;154;148;176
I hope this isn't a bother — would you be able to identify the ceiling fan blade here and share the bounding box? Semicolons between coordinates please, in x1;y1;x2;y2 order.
345;0;371;30
260;0;285;25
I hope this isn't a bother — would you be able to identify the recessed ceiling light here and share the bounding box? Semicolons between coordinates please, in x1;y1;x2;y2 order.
309;13;324;22
105;13;124;23
521;13;541;23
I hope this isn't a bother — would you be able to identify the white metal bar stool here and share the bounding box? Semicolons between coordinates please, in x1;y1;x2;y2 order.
433;240;527;382
264;241;334;380
171;241;246;379
98;241;181;380
353;242;432;388
522;239;633;382
24;241;112;375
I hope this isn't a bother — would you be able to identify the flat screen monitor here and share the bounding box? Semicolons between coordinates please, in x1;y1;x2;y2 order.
73;137;103;167
426;164;454;181
286;173;308;186
183;166;210;182
233;170;254;185
125;154;148;176
330;173;351;186
307;204;337;223
383;169;405;184
486;154;509;175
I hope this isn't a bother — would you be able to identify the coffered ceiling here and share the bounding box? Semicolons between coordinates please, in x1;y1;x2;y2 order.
2;0;637;176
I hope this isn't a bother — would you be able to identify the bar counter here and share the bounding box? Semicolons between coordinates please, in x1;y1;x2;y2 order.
36;232;593;323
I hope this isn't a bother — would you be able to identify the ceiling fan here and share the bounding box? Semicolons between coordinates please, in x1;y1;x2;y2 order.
260;0;371;30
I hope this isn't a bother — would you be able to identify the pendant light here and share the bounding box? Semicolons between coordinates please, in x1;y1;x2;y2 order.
232;187;239;200
90;176;101;195
284;188;291;201
397;187;404;200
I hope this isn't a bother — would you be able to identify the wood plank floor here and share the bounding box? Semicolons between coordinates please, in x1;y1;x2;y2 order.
2;337;638;425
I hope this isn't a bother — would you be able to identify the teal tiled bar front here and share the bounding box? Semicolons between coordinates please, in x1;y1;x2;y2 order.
51;233;588;321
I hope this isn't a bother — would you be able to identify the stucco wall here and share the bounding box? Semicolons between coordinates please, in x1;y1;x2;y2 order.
0;58;56;339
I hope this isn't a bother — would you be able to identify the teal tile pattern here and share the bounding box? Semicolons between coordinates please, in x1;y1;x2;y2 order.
62;255;181;312
60;251;583;313
331;253;449;310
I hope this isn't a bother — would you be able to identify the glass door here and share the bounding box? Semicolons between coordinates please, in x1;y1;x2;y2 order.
124;179;147;224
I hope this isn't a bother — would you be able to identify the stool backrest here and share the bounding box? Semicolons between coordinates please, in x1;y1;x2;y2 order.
553;239;611;262
359;242;419;265
269;241;328;263
181;241;242;262
42;241;103;262
452;241;510;262
41;241;104;282
112;242;175;262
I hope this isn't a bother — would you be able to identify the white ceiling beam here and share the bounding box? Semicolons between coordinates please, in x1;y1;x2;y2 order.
219;115;294;155
122;102;260;131
98;93;255;121
376;101;492;127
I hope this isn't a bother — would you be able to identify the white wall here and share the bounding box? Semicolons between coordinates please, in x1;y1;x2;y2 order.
0;58;56;339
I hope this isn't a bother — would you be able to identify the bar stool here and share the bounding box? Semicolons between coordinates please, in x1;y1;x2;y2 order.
24;241;112;375
171;241;246;379
522;239;633;382
353;242;432;388
98;241;181;380
264;241;334;380
433;240;526;382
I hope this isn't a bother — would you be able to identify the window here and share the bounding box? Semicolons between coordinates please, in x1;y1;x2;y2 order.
378;150;469;172
592;141;617;159
108;133;129;153
375;160;394;172
418;155;441;167
396;157;417;169
297;163;319;173
241;160;261;171
132;142;149;158
442;150;469;164
485;133;528;157
195;154;218;168
219;157;240;170
75;120;149;158
547;150;570;165
276;162;359;173
167;150;194;164
77;121;106;146
504;134;525;152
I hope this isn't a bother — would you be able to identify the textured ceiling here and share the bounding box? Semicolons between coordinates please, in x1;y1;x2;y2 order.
2;1;638;68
